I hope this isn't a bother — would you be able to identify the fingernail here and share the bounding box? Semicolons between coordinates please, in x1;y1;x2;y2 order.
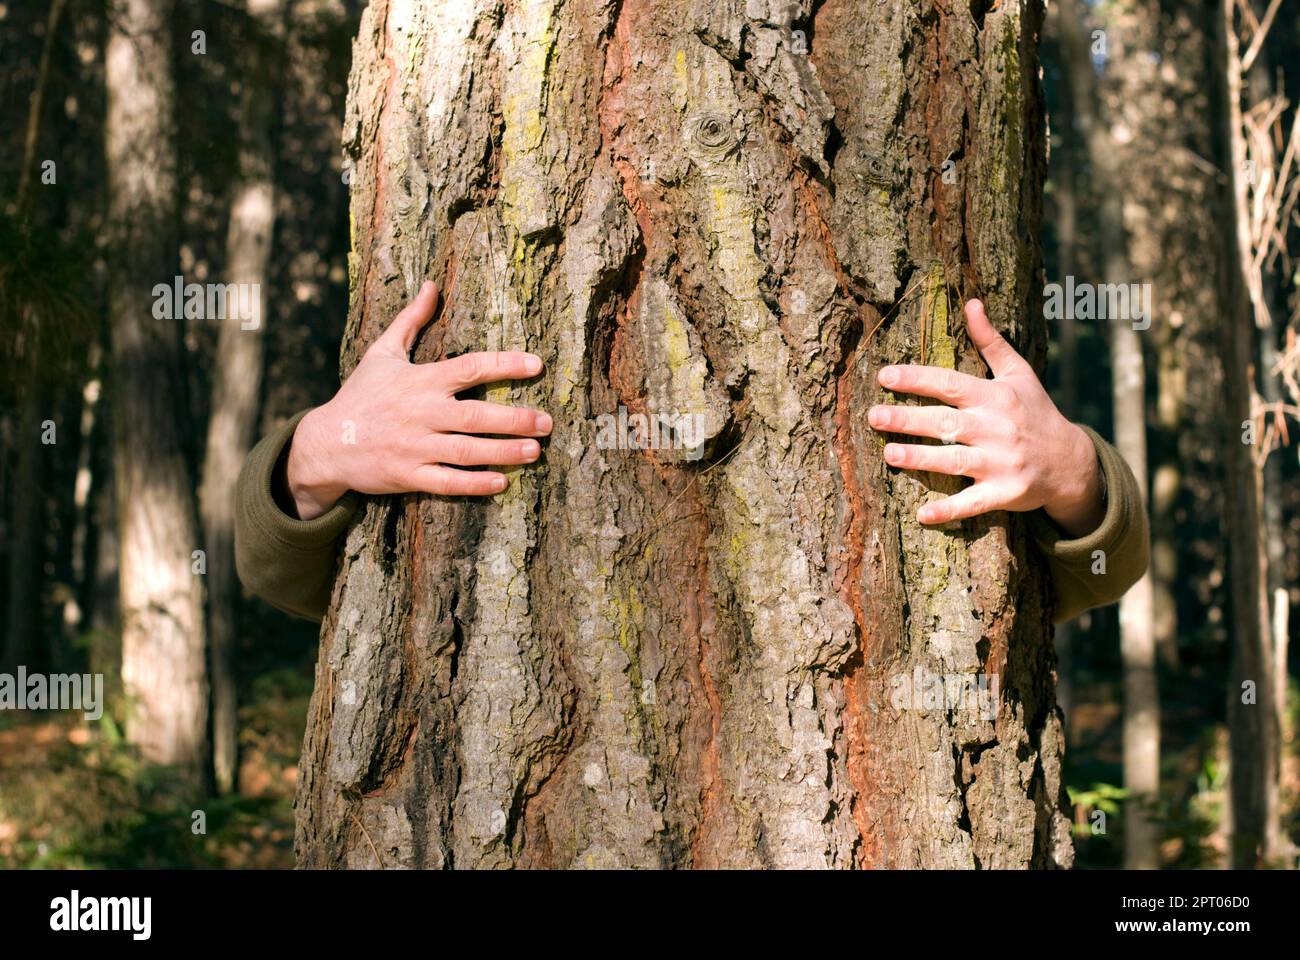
520;440;540;460
493;476;508;492
879;366;899;387
524;354;543;375
534;412;553;434
917;506;932;523
884;443;900;461
869;406;888;428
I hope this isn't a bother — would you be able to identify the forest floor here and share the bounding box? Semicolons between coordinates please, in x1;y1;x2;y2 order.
0;664;309;869
1066;664;1300;868
1;649;1295;868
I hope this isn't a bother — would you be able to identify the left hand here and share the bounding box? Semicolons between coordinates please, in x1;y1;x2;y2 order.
867;298;1105;536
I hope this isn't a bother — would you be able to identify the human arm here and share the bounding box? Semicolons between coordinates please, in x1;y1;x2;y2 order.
234;281;553;620
866;299;1148;623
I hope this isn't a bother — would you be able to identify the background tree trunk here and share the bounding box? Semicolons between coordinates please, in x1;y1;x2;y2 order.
2;367;44;673
296;0;1071;869
200;0;284;796
1;0;69;675
106;0;208;772
1217;0;1281;867
1056;0;1160;870
61;345;103;644
1243;13;1293;869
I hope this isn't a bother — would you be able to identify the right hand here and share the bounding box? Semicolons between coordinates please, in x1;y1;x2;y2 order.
284;280;553;520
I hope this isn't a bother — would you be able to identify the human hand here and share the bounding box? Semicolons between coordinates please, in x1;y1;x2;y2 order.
284;281;553;520
867;298;1105;536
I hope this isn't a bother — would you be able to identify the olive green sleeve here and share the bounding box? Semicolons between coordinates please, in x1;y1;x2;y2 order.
235;410;361;622
1026;425;1150;624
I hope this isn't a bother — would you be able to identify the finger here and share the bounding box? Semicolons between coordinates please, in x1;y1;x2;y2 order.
372;280;440;358
918;483;999;525
434;351;544;392
878;364;993;407
883;442;984;478
964;299;1028;379
426;434;541;467
435;400;553;437
868;403;967;443
408;464;509;497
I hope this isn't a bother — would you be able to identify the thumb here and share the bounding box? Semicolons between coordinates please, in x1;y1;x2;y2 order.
371;280;440;358
964;298;1026;378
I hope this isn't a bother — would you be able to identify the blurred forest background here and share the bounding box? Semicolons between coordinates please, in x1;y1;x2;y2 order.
0;0;1298;869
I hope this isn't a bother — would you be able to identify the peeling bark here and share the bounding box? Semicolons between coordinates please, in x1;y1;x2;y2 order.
297;0;1070;869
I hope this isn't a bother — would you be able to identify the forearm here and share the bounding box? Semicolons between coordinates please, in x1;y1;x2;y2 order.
1029;427;1149;623
235;411;359;621
1040;422;1107;538
235;280;554;621
283;405;350;522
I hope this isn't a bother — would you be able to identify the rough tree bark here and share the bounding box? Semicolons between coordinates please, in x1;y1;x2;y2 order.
106;0;209;771
296;0;1071;869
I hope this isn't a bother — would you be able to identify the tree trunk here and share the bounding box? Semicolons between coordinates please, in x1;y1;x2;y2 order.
1043;7;1081;723
2;0;70;675
106;0;208;772
296;0;1071;869
1121;0;1236;677
1217;0;1280;867
3;366;45;673
1056;0;1160;870
200;0;283;796
1245;33;1293;868
58;342;104;642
